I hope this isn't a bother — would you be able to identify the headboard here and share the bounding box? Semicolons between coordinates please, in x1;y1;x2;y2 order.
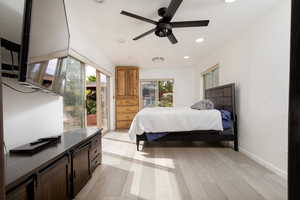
205;83;236;120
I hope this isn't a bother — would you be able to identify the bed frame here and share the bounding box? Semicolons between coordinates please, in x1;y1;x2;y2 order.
136;83;238;151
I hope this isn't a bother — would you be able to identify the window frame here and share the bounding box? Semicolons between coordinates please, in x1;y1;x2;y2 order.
139;78;175;109
202;64;220;93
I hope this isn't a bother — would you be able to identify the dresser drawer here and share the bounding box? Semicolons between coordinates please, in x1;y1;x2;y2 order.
91;135;101;148
117;106;139;113
117;112;136;121
91;155;101;172
90;145;101;161
116;120;132;129
91;136;101;159
116;99;138;106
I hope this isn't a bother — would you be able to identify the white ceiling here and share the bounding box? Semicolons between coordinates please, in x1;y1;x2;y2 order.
67;0;281;68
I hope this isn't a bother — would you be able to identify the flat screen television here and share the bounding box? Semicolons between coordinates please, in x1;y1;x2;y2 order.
19;0;70;95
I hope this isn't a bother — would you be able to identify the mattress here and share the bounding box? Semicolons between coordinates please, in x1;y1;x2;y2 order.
128;107;223;140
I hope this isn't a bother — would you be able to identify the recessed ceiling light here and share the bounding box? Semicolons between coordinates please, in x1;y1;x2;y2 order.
184;56;190;59
225;0;236;3
152;57;165;63
196;38;204;43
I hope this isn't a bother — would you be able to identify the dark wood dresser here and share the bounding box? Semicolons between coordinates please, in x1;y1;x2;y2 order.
5;128;102;200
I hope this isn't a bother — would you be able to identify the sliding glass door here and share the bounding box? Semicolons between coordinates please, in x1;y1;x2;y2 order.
86;66;97;127
85;66;110;132
99;72;110;133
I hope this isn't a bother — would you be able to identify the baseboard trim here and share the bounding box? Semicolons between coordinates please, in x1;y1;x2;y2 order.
239;147;287;179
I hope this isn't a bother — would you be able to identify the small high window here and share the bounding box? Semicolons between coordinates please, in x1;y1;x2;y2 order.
203;65;219;90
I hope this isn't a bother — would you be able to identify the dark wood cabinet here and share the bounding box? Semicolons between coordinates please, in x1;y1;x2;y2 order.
6;179;35;200
5;129;102;200
37;156;70;200
72;143;91;196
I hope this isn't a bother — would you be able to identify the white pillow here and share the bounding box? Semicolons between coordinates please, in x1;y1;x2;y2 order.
191;99;214;110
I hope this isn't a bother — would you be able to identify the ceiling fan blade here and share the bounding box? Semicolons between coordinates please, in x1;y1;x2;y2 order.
121;10;157;25
133;28;157;41
168;33;178;44
164;0;183;21
172;20;210;28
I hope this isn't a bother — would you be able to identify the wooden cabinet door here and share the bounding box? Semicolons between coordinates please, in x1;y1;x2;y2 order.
116;69;127;96
6;179;35;200
72;144;91;196
126;69;139;96
37;156;70;200
116;67;139;97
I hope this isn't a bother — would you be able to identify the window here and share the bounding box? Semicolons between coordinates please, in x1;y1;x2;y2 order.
140;79;174;108
203;65;219;90
63;57;86;131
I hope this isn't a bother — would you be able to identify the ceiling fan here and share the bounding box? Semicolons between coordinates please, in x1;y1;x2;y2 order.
120;0;209;44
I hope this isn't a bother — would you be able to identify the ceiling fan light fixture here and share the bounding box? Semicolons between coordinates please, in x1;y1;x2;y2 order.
120;0;210;45
95;0;105;3
225;0;236;3
152;57;165;63
196;38;204;43
184;56;190;59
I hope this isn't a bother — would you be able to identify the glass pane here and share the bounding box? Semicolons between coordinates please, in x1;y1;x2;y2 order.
53;58;68;95
141;81;158;107
40;58;58;90
158;80;173;107
213;67;219;87
86;66;97;127
100;73;109;132
63;57;85;131
208;72;213;89
27;62;43;83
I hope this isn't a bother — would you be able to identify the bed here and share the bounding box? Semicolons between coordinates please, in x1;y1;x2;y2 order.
129;83;238;151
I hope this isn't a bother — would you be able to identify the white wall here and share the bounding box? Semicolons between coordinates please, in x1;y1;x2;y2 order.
196;1;290;177
2;80;64;149
140;67;198;107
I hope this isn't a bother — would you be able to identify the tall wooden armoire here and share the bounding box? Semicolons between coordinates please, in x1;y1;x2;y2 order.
115;67;139;129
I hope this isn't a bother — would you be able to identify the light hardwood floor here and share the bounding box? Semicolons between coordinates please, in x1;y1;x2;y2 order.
75;131;287;200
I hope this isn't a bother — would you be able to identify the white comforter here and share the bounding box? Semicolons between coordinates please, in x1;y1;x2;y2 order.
128;107;223;140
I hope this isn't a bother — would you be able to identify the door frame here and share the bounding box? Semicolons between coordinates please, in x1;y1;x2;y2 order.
85;65;111;133
96;71;111;134
289;0;300;199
